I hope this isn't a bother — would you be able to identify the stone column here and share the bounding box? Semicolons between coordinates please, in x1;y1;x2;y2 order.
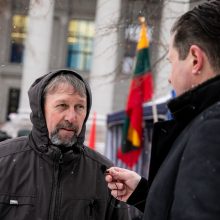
2;0;54;137
88;0;122;151
154;0;190;99
90;0;121;115
19;0;54;115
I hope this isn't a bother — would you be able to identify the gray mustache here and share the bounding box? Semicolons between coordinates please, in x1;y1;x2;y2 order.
56;122;79;133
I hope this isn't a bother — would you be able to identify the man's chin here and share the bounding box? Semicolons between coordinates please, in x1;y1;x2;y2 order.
50;134;78;147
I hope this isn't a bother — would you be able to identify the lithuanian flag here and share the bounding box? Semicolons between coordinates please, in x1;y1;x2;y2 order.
118;19;153;168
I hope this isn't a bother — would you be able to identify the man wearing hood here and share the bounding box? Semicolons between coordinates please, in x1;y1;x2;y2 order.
0;69;128;220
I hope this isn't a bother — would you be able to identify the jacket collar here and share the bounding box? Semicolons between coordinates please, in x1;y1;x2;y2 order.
168;74;220;122
148;75;220;185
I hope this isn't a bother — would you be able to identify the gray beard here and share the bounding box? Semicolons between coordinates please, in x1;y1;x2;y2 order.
50;132;78;147
50;121;79;147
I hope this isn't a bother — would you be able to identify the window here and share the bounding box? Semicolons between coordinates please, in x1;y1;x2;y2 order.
122;24;151;74
122;25;140;74
10;15;28;63
67;20;94;72
7;88;20;120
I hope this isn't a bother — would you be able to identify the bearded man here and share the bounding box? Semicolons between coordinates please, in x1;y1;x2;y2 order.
0;69;128;220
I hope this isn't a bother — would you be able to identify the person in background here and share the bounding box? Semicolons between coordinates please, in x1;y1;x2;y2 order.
106;1;220;219
0;69;128;220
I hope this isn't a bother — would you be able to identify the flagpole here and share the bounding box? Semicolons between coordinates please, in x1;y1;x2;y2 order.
138;16;158;123
117;16;154;168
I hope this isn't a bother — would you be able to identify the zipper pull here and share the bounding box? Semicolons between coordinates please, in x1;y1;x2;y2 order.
89;199;96;217
59;153;63;164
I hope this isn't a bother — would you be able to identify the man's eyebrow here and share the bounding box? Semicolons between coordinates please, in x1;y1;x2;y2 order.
76;96;87;102
77;99;87;105
52;99;67;105
53;98;86;105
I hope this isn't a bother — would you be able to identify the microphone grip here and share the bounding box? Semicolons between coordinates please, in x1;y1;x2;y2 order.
101;165;110;175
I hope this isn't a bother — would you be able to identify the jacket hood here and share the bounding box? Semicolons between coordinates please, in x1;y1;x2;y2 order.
28;69;92;149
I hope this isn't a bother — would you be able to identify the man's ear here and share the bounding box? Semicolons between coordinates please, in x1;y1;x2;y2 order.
189;45;204;75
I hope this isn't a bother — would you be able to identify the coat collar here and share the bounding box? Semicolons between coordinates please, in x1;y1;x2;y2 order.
148;75;220;185
168;74;220;122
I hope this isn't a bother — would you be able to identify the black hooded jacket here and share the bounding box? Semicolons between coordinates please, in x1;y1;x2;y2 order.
0;70;128;220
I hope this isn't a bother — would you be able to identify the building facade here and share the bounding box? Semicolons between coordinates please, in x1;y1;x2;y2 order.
0;0;203;151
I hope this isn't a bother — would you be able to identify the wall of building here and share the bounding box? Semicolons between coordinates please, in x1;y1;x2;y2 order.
0;0;98;123
0;0;205;147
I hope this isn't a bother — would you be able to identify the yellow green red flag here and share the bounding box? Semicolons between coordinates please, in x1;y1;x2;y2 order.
118;20;153;168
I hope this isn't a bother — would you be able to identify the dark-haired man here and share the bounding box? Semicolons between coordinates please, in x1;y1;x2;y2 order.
0;70;128;219
106;1;220;219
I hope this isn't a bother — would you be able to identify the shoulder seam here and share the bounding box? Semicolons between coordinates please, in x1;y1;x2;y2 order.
0;147;32;159
83;146;113;167
0;137;31;158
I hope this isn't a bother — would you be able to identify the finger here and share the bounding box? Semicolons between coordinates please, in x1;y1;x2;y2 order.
115;182;125;190
105;174;113;183
108;182;117;190
107;182;124;190
107;167;132;181
107;167;128;173
116;188;127;197
111;189;127;202
111;189;119;198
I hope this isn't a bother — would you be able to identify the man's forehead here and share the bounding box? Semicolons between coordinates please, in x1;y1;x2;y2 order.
47;82;85;95
45;92;87;106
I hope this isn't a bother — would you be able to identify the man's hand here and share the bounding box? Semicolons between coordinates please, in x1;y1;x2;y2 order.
105;167;141;202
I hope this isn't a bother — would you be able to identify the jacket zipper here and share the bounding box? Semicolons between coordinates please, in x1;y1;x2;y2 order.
89;199;95;219
49;153;63;220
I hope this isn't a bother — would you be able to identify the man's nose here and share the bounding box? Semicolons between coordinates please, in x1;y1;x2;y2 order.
65;109;77;123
